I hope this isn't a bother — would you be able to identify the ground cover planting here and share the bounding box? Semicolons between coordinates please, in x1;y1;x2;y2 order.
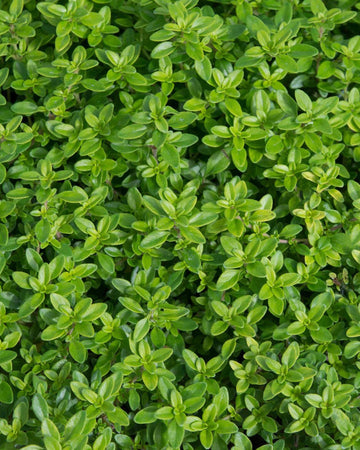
1;0;360;448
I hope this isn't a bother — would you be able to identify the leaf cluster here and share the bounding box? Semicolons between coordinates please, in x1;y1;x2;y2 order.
1;0;360;449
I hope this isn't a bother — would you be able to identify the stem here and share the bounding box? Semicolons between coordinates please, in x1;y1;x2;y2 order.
237;216;310;246
329;218;357;232
150;145;158;162
221;149;230;160
294;434;299;448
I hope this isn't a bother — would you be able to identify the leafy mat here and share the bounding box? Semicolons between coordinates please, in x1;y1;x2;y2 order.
1;0;360;449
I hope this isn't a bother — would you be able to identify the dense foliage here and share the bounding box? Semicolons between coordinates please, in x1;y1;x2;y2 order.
1;0;360;448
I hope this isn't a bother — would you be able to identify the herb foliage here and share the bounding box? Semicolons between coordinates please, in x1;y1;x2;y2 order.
0;0;360;448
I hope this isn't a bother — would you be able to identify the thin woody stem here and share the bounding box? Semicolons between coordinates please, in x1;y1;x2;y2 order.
237;216;310;245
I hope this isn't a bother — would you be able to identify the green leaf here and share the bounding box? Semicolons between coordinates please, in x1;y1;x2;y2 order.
81;303;107;321
69;340;87;363
277;273;301;287
276;54;298;73
151;42;175;58
216;419;238;434
42;418;60;441
269;297;284;316
282;342;299;368
140;231;169;249
11;101;38;115
348;180;360;201
58;188;88;203
310;0;327;14
280;224;302;238
119;296;144;314
168;112;197;130
133;318;150;342
295;89;312;112
32;394;49;421
317;60;335;79
344;341;360;359
206;150;231;175
108;407;130;427
183;248;201;272
41;326;65;341
168;419;185;448
288;44;318;58
234;432;252;450
310;327;333;343
0;223;9;246
118;124;148;140
0;381;13;404
195;57;212;81
186;42;204;61
134;407;157;424
211;321;229;336
216;270;240;291
162;144;180;168
332;409;353;435
180;226;206;244
288;403;303;420
246;262;266;278
0;164;6;185
81;78;112;92
200;429;213;449
98;253;115;273
277;91;298;115
0;350;17;364
142;370;158;390
35;219;51;243
152;348;173;363
305;394;322;407
6;188;34;200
